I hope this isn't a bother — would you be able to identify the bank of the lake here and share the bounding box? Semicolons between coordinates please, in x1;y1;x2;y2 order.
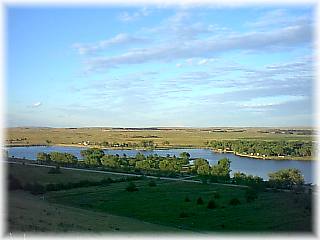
6;143;313;161
5;145;314;184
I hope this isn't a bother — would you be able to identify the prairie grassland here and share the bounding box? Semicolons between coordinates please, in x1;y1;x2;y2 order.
6;127;313;148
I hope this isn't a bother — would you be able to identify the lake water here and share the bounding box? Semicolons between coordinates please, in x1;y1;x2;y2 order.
5;146;315;184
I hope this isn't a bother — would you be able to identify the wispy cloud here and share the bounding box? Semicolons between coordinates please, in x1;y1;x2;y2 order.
81;20;311;72
118;7;151;22
72;33;150;55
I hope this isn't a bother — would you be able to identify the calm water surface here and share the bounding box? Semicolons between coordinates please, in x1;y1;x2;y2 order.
6;146;315;184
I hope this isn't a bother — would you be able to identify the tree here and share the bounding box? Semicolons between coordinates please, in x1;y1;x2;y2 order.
49;152;77;164
179;152;190;160
194;158;209;172
37;152;51;163
211;158;231;180
101;155;120;168
197;164;211;176
80;148;104;166
268;168;304;189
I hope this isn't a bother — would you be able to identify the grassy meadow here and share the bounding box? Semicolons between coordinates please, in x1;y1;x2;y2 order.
6;127;313;148
7;163;313;233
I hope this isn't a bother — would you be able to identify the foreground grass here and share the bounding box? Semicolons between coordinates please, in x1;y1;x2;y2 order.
46;180;312;232
8;164;313;233
8;191;181;233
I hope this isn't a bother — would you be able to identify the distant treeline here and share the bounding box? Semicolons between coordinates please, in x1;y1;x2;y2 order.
208;140;312;157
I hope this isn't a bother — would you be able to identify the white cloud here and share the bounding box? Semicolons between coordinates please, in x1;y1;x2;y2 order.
118;7;151;22
32;102;42;108
83;20;311;72
73;33;149;55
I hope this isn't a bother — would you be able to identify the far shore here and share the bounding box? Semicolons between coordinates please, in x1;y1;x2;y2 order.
5;143;313;161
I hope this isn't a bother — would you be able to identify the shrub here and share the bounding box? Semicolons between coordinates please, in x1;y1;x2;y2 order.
197;197;204;205
229;198;241;206
148;180;156;187
185;196;190;202
126;182;138;192
207;200;217;209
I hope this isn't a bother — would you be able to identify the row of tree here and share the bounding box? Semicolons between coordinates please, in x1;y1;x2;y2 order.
36;148;305;189
209;140;312;157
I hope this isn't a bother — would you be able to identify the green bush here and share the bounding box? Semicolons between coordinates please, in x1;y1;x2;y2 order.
197;197;204;205
207;200;217;209
185;196;190;202
229;198;241;206
126;182;138;192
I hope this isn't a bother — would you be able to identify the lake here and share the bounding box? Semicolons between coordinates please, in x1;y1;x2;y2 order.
5;146;315;184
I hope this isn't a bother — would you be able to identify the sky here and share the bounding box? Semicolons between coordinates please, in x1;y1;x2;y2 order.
6;5;315;127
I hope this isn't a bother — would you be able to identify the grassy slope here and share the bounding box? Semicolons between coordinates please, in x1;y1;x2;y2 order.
8;191;182;233
8;164;313;233
6;127;313;148
46;180;312;232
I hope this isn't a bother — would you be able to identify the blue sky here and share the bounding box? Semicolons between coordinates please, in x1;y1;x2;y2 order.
6;5;315;127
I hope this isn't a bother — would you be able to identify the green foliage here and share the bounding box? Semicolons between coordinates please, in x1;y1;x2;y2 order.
179;152;190;160
197;197;204;205
81;148;104;166
126;182;138;192
197;164;211;176
49;152;77;164
37;152;51;163
268;168;304;189
207;200;217;209
229;198;241;206
211;158;231;180
210;140;312;158
233;171;263;187
184;196;190;202
101;154;120;168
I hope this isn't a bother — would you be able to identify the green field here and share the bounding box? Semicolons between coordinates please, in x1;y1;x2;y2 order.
6;127;313;148
8;163;313;233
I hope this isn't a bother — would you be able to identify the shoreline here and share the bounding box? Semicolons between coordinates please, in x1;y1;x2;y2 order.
211;149;313;161
5;144;313;161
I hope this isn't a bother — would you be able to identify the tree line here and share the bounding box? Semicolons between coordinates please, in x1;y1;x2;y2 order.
208;140;312;157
